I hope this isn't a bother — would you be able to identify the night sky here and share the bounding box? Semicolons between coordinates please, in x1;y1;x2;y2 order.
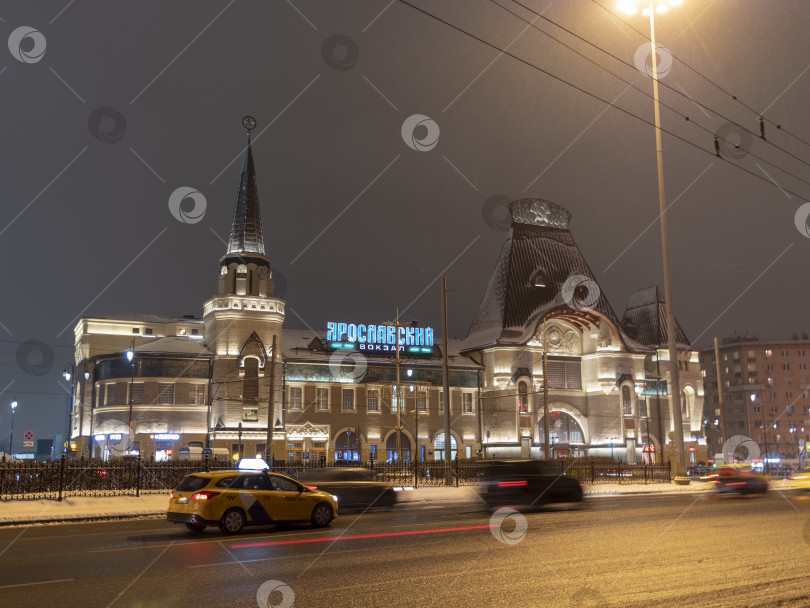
1;0;809;444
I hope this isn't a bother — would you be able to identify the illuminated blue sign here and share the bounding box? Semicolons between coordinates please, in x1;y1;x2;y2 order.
327;321;434;353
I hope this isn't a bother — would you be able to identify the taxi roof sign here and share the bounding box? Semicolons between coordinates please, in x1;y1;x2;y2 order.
238;458;270;471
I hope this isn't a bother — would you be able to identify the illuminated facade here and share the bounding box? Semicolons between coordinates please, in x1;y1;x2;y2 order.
69;131;705;463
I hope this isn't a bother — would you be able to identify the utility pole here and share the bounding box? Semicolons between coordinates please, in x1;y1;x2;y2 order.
265;334;277;463
713;337;727;461
441;278;452;465
395;308;402;462
543;318;550;459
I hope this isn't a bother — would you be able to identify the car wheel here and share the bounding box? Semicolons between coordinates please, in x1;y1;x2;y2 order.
185;523;206;533
570;486;584;502
383;490;397;507
219;508;246;535
310;502;333;528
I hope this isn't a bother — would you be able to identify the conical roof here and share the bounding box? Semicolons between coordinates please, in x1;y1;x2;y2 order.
226;131;266;256
465;199;642;351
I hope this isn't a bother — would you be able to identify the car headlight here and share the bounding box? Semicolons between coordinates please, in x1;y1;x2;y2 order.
331;495;339;502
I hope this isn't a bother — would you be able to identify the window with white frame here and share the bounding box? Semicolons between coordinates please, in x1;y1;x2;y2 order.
289;386;303;410
439;391;445;413
417;393;427;412
157;383;174;405
342;388;355;411
368;389;380;412
316;387;329;410
463;392;473;413
189;384;206;405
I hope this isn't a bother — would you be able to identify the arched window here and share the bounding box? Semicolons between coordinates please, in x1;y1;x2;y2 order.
236;264;247;275
335;431;360;461
434;433;457;461
622;385;633;416
539;411;585;445
682;386;695;418
243;357;259;402
518;380;529;413
385;433;410;463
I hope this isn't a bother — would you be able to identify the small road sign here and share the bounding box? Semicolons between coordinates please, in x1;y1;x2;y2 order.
23;441;34;447
23;431;34;442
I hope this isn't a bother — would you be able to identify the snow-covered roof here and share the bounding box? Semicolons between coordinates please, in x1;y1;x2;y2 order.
619;286;691;349
88;313;203;324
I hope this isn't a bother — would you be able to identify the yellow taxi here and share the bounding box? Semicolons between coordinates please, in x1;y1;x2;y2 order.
788;467;810;491
167;462;338;534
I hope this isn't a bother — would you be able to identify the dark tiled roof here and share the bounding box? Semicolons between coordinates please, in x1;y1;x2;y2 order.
465;199;635;350
226;133;266;256
619;286;691;348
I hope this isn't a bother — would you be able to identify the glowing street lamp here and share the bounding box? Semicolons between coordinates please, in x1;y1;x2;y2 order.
8;398;17;456
618;0;686;476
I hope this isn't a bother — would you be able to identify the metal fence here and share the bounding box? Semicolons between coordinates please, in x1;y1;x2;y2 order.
0;455;671;501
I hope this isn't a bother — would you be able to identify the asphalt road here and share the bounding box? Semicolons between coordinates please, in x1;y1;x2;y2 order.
1;491;810;608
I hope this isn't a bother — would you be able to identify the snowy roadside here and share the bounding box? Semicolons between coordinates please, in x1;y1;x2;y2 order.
0;479;794;525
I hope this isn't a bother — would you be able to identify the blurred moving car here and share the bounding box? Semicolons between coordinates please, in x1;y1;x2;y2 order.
167;469;339;534
788;467;810;490
479;459;583;510
707;465;769;495
296;468;396;508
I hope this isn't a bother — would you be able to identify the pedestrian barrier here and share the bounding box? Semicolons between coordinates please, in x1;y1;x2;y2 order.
0;455;671;501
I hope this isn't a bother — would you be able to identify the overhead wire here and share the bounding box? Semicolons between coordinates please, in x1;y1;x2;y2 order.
588;0;810;150
507;0;810;176
484;0;810;190
395;0;810;199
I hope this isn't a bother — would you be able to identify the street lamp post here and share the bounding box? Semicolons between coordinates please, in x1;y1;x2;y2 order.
619;0;686;475
8;398;17;457
126;341;135;452
63;363;76;457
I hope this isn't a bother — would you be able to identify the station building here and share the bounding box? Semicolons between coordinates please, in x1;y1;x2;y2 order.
69;125;706;463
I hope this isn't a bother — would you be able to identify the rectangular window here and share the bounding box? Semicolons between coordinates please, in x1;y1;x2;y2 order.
439;391;445;413
801;363;808;371
157;383;174;405
546;360;583;390
770;391;778;399
417;394;427;412
765;350;772;358
786;378;792;385
787;392;794;399
342;388;354;411
242;407;258;422
783;363;791;371
748;364;757;372
132;327;139;334
782;350;790;357
799;349;807;357
738;421;745;428
368;389;379;412
289;386;303;410
188;384;206;405
753;406;761;413
105;384;117;406
131;383;144;405
733;351;740;360
463;393;473;413
787;405;795;413
316;387;329;410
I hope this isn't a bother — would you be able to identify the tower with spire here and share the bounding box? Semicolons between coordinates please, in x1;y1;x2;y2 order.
203;117;285;444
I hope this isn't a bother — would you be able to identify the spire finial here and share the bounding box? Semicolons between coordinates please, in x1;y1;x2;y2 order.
226;116;266;257
242;115;256;132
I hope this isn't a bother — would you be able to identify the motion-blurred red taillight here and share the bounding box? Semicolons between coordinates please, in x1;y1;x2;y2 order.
170;491;174;499
306;485;318;490
190;491;221;500
497;480;528;487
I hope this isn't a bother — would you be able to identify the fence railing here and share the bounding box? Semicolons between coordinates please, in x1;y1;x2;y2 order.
0;456;671;501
